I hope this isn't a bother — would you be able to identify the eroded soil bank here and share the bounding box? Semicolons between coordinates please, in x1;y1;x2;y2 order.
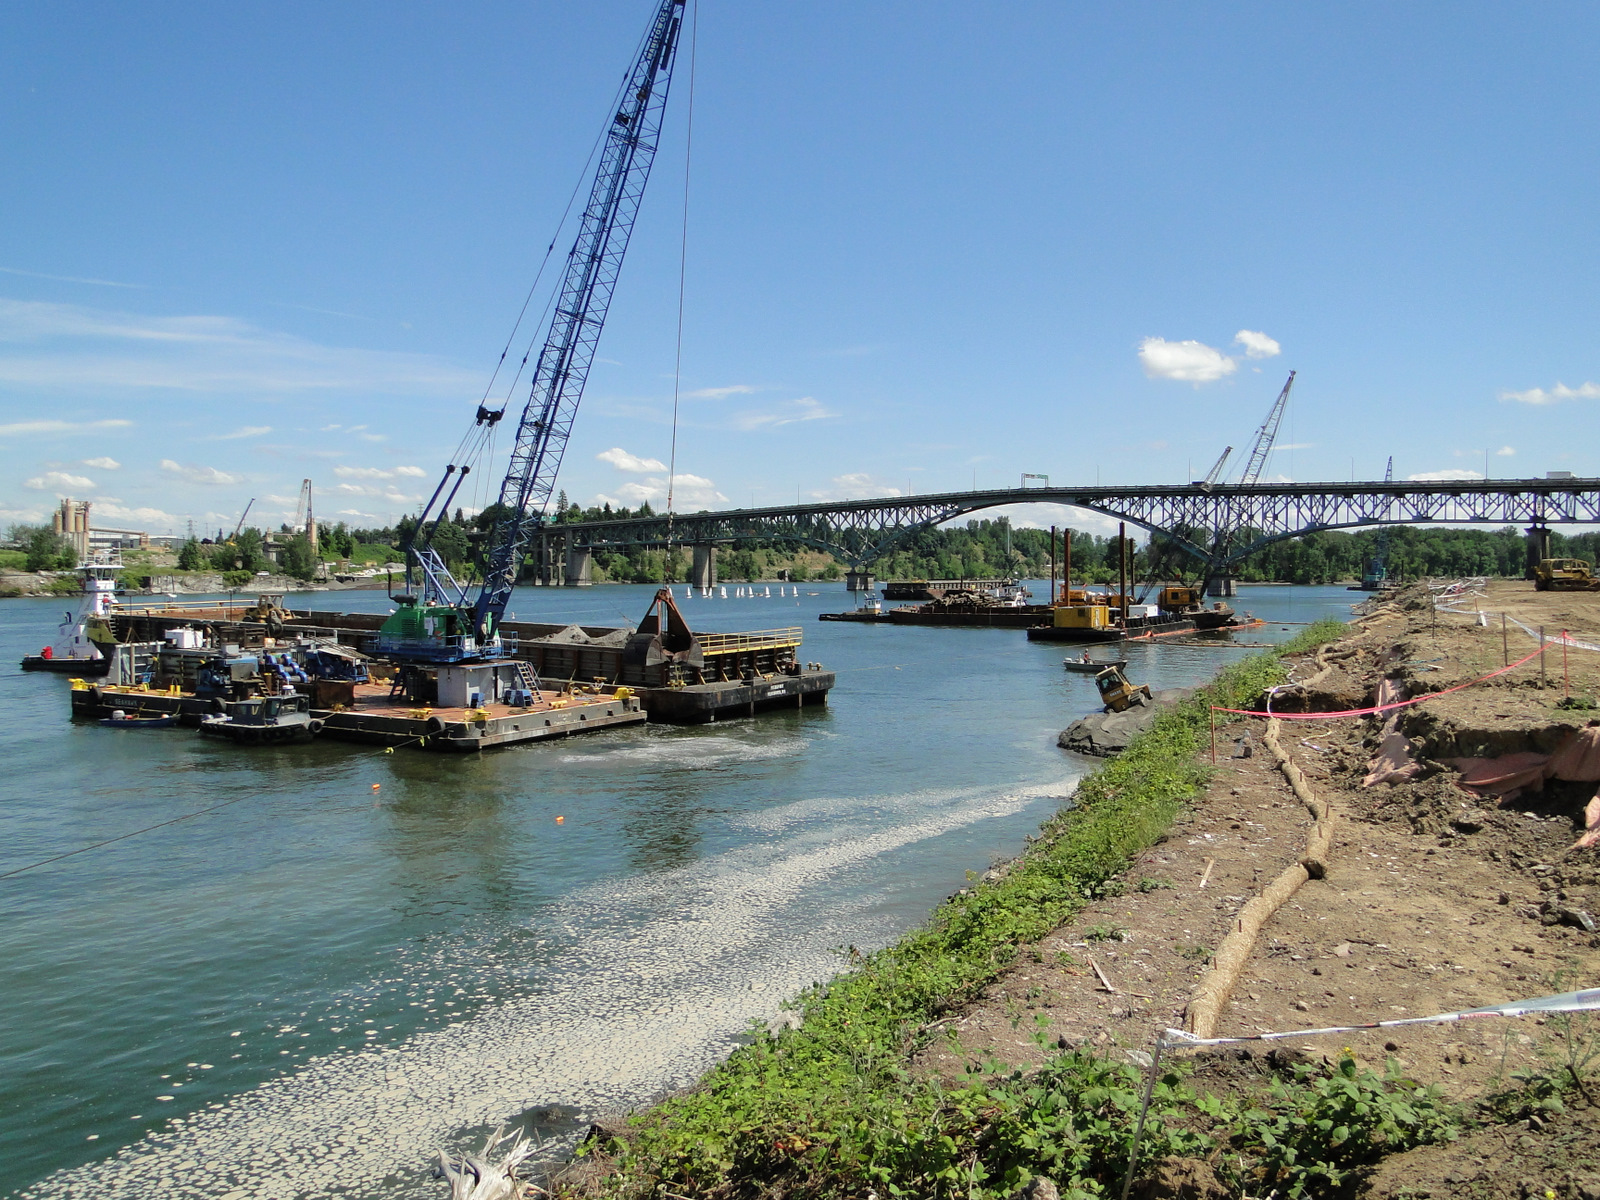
570;581;1600;1200
921;580;1600;1197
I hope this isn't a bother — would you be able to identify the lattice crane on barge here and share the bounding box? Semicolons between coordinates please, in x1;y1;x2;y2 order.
380;0;688;664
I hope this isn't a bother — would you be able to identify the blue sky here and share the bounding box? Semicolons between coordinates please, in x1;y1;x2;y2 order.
2;1;1597;539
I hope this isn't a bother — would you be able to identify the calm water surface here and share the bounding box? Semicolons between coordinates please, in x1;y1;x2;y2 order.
0;582;1356;1198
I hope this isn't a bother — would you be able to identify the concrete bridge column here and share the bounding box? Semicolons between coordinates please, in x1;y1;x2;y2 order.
564;547;594;587
1526;525;1552;578
846;570;875;592
691;544;717;589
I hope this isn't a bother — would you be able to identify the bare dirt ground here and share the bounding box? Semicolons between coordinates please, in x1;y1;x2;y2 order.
916;579;1600;1199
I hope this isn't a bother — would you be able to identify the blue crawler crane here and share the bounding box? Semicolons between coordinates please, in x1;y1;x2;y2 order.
381;0;688;663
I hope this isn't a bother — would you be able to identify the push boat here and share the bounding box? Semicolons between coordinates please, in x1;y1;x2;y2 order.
20;554;122;675
199;691;321;745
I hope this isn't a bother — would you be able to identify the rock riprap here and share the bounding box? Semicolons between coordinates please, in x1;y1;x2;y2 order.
1057;689;1190;757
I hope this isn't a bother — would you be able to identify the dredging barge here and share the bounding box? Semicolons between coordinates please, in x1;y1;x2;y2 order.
71;587;832;750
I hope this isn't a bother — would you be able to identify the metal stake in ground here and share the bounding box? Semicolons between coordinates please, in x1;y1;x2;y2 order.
1542;626;1548;687
1502;611;1509;667
1117;1038;1167;1200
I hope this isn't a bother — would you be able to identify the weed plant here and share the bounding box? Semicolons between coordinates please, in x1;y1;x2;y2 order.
598;621;1352;1200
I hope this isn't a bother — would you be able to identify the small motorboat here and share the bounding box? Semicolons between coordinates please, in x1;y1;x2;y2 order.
1063;657;1127;673
98;709;178;729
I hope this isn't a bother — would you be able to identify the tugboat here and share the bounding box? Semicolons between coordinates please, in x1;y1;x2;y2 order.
20;553;122;675
818;590;892;623
199;691;320;745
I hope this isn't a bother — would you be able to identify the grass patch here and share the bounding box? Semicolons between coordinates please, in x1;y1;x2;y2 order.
597;621;1348;1199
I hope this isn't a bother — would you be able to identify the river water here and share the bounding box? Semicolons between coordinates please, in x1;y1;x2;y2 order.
0;582;1358;1199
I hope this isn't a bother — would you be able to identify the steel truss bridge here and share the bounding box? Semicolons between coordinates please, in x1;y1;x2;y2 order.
538;478;1600;582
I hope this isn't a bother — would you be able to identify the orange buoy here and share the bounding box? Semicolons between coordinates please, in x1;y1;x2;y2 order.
371;784;381;792
555;815;565;824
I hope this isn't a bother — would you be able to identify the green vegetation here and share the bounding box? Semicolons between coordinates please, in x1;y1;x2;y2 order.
289;504;1589;587
1231;1052;1456;1198
597;621;1353;1200
6;523;76;571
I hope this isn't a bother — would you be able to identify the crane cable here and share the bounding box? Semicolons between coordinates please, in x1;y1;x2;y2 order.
665;0;698;548
477;22;654;413
430;17;661;525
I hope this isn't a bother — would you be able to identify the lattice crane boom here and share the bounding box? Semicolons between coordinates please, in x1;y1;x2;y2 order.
1237;371;1296;486
472;0;687;635
1198;446;1232;491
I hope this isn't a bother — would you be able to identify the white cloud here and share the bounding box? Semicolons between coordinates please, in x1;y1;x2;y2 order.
0;265;144;289
208;425;272;441
1406;468;1484;481
334;464;431;482
596;472;726;510
1496;445;1516;456
732;396;836;431
24;470;95;491
335;508;379;519
0;417;132;437
683;384;755;400
597;447;668;473
332;482;421;504
1272;443;1315;451
1500;381;1600;405
93;500;179;528
807;473;903;502
1233;330;1281;359
82;456;120;469
0;298;479;397
159;459;243;486
1138;337;1238;383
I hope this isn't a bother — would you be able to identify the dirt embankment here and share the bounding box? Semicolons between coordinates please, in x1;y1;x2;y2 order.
919;580;1600;1198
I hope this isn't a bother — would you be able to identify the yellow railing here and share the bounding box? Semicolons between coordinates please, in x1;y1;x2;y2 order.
696;627;803;656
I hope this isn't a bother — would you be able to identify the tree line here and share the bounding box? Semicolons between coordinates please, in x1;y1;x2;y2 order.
12;512;1599;588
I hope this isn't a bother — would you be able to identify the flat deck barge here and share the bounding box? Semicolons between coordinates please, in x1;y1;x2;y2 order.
70;678;645;751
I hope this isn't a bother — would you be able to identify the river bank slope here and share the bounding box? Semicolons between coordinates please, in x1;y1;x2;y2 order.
575;581;1600;1200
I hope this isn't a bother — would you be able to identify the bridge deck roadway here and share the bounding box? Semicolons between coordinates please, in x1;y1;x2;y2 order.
544;478;1600;570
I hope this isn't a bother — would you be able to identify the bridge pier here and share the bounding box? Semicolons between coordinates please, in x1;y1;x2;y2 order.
1203;573;1237;598
1526;525;1551;578
846;570;875;592
691;544;717;589
564;547;594;587
528;533;558;586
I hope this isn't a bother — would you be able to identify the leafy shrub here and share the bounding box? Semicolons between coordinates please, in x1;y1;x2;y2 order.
1231;1053;1457;1198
